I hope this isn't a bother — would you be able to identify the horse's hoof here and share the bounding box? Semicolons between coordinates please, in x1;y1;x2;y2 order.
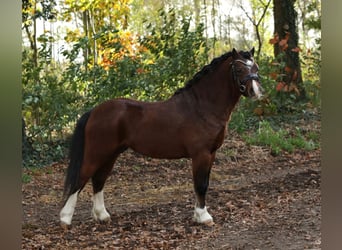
60;222;71;231
193;217;215;226
60;215;72;230
203;219;215;227
98;217;111;225
92;208;111;223
193;206;214;225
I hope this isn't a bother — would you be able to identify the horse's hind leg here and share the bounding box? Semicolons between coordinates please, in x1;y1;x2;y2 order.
191;152;216;225
60;173;90;226
60;191;79;226
91;156;119;223
60;154;119;226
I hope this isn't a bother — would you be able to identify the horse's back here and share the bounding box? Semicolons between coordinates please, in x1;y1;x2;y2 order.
87;97;227;159
85;98;189;158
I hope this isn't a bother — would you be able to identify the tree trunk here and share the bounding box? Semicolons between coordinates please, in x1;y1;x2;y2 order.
23;0;38;67
194;0;201;27
211;0;217;55
22;118;33;167
82;10;89;74
273;0;305;99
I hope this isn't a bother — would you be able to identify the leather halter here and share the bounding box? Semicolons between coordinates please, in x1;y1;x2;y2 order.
231;59;260;94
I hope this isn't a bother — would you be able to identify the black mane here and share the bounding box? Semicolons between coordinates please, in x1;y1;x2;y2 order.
173;49;252;95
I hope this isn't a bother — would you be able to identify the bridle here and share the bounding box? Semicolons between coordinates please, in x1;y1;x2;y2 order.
231;59;260;94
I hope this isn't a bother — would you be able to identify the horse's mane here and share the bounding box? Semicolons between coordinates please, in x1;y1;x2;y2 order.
173;50;252;95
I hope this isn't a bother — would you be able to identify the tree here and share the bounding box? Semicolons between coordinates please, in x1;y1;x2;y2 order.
272;0;305;99
61;0;132;71
240;0;272;59
22;0;57;67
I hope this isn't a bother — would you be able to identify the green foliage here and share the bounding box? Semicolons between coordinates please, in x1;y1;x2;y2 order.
137;9;208;100
22;39;81;167
304;2;321;31
22;52;80;139
22;0;57;25
60;8;208;102
22;173;32;183
243;120;318;155
258;53;297;113
300;48;321;107
229;106;260;134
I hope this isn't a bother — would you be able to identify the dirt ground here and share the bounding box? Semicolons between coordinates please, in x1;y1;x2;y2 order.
22;117;321;249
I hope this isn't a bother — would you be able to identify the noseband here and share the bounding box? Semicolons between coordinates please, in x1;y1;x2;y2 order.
231;59;260;94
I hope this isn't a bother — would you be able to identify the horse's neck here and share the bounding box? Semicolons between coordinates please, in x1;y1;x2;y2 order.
188;62;241;122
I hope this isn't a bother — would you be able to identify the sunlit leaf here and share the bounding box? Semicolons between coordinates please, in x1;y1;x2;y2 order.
276;81;285;92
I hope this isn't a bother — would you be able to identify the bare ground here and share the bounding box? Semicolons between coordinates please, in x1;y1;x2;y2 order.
22;117;321;249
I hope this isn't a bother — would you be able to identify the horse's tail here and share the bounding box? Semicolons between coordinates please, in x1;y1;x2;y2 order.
62;110;92;204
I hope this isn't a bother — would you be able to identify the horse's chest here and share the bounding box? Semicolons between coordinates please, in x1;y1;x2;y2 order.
210;126;226;152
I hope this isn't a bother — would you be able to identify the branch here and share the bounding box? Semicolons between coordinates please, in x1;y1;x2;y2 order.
24;24;35;51
239;0;272;28
258;0;269;8
239;4;256;26
256;0;272;27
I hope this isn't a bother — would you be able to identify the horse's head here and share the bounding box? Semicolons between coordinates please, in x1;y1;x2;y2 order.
231;48;263;99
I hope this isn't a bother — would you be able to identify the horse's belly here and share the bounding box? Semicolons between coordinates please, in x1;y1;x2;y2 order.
129;133;187;159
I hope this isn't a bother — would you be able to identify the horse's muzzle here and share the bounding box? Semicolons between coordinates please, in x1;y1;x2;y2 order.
250;79;263;99
240;74;263;99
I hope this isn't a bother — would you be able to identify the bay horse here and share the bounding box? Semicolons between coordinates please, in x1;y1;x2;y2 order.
60;48;262;227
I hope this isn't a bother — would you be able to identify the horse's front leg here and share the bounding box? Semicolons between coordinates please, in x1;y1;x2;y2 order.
191;152;215;225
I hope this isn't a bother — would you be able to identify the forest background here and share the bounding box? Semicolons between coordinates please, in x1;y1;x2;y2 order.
22;0;321;168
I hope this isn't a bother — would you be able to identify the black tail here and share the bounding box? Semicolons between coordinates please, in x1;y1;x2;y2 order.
62;110;92;204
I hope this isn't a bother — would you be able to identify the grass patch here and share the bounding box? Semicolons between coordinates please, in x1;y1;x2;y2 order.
22;173;32;183
243;120;319;155
229;108;259;134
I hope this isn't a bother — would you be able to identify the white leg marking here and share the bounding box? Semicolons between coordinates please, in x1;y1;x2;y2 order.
252;80;262;99
193;206;214;225
60;192;79;225
92;190;111;222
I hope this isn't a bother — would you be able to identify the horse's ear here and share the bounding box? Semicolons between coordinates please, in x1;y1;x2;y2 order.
250;47;255;57
232;48;239;59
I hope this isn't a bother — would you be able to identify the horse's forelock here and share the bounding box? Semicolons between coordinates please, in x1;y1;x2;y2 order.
239;50;253;60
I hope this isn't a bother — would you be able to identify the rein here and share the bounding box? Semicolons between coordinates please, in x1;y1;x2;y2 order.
231;59;260;94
